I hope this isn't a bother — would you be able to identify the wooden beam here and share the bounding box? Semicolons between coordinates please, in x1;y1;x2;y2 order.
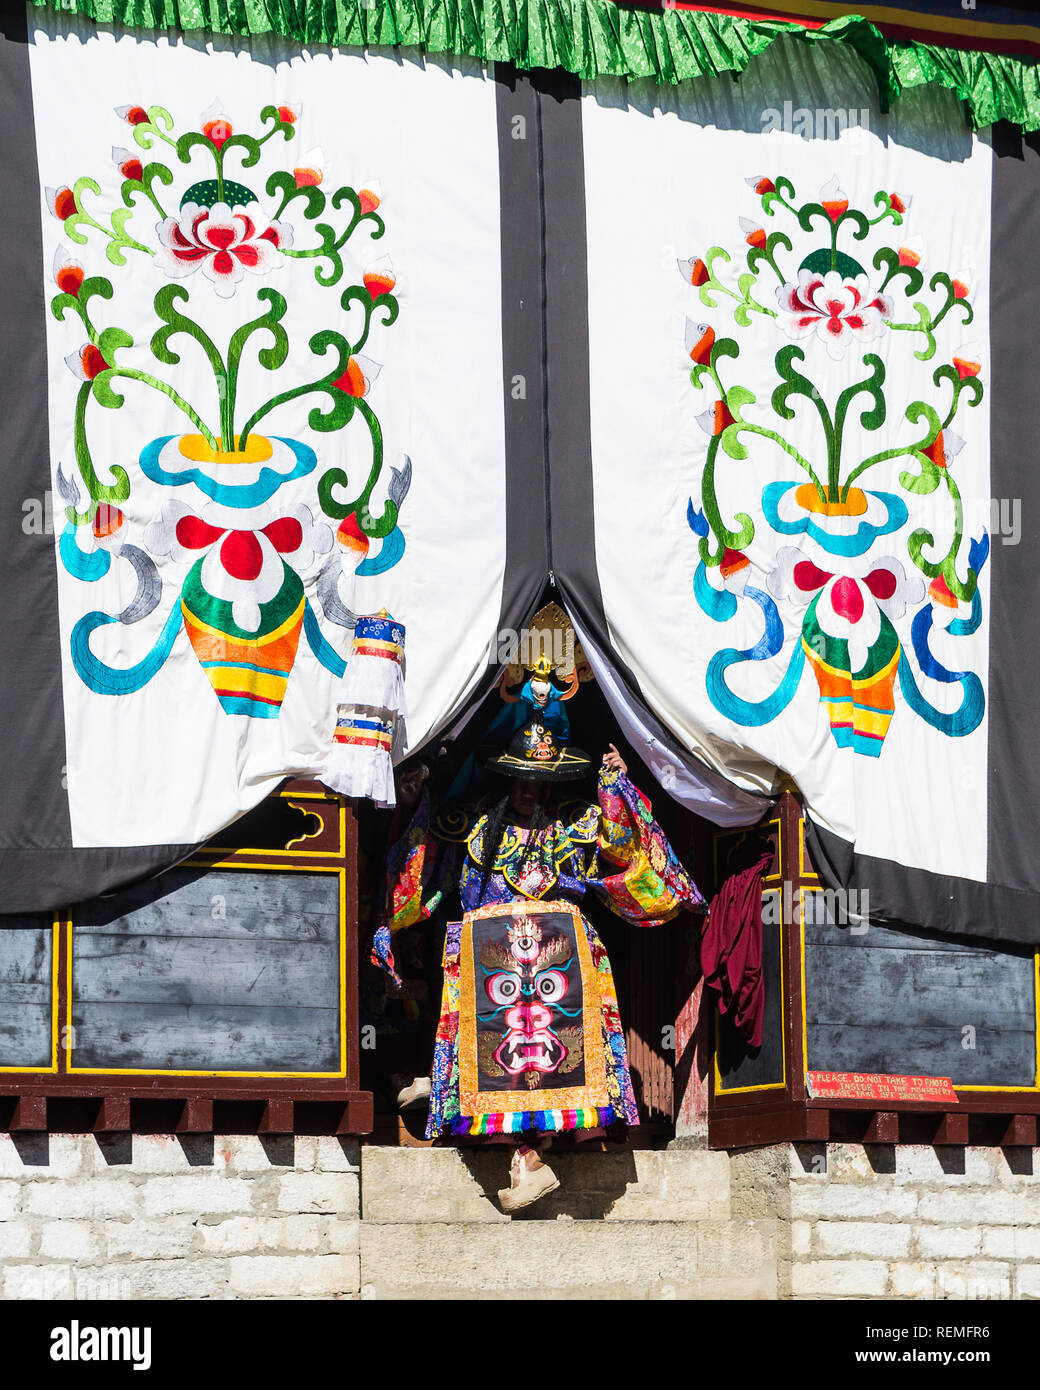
9;1096;46;1131
94;1097;130;1132
337;1095;374;1135
259;1100;293;1134
176;1099;213;1133
674;954;709;1142
395;1113;435;1148
932;1111;969;1146
863;1110;898;1143
805;1109;830;1141
1001;1113;1037;1147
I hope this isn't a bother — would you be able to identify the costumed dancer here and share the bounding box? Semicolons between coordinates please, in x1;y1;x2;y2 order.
374;721;707;1212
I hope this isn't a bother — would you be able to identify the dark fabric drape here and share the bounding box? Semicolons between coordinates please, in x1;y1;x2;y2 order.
701;851;773;1049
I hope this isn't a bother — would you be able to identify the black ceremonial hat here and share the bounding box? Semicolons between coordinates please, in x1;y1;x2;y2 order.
485;723;592;783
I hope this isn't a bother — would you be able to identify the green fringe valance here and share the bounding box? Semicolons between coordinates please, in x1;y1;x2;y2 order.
28;0;1040;130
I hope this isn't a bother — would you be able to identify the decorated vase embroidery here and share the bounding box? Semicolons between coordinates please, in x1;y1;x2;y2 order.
683;175;987;756
49;101;410;716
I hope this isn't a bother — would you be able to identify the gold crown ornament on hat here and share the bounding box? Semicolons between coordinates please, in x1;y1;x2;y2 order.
498;602;595;702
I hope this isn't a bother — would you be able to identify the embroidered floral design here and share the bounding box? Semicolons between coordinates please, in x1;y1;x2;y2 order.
776;267;891;359
48;101;411;716
156;201;292;297
681;174;986;755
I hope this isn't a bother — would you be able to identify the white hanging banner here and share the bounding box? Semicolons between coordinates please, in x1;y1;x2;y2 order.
582;48;992;889
30;18;507;851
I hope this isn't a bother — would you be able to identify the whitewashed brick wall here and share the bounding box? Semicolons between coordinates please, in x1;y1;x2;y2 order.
1;1136;1038;1298
0;1134;360;1300
789;1143;1038;1299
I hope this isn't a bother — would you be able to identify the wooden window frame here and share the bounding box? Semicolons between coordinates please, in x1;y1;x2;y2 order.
0;780;372;1136
709;791;1040;1149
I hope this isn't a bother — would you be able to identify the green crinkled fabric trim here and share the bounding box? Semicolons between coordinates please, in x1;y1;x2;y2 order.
27;0;1040;130
889;39;1040;130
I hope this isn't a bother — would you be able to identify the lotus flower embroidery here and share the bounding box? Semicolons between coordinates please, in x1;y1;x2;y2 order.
777;267;891;359
47;101;410;716
680;174;986;755
156;201;292;297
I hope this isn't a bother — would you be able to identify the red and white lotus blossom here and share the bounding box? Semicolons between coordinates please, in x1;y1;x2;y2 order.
112;146;144;182
334;354;381;398
155;202;293;298
768;547;924;671
53;246;85;297
776;268;892;360
91;504;125;547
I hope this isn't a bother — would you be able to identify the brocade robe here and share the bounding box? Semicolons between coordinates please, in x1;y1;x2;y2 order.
375;767;706;1137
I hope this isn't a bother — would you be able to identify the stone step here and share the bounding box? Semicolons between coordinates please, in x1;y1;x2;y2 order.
360;1145;734;1223
360;1217;778;1300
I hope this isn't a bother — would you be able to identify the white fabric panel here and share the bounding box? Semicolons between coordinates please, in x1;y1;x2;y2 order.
583;41;992;881
30;19;505;848
569;612;768;827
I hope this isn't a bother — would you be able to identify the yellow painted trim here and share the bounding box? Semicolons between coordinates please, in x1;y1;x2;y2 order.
66;917;72;1068
954;1085;1040;1092
714;814;783;886
339;869;348;1077
714;1078;787;1095
53;919;62;1070
66;864;347;1079
203;793;344;859
781;893;789;1087
714;887;786;1094
0;920;60;1074
197;846;342;861
801;898;808;1077
65;1067;348;1078
66;1069;348;1078
185;855;339;872
798;817;821;883
762;815;783;883
284;799;335;853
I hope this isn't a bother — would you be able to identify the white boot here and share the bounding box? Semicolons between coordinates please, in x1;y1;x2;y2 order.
394;1075;432;1110
497;1147;559;1213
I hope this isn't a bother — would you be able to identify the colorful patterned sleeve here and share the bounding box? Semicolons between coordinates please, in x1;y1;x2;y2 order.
557;801;600;863
370;789;442;985
587;766;707;926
